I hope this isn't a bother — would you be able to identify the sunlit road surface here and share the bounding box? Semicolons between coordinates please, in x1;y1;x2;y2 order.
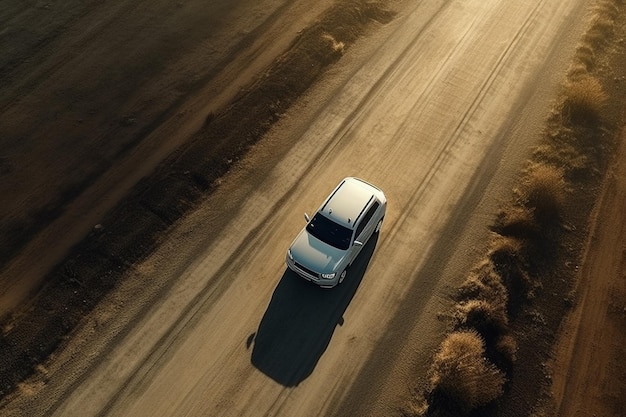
5;0;589;416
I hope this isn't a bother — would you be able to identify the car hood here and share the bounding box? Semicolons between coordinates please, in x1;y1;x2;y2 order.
289;230;346;273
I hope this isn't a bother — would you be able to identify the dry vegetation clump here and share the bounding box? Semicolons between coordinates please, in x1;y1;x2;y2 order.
454;258;517;373
595;0;621;16
416;1;622;415
453;300;508;334
561;75;608;125
495;333;518;366
452;300;509;360
492;204;540;240
457;260;509;307
573;43;597;73
567;62;591;81
521;164;567;226
532;142;591;180
569;0;620;76
320;0;394;44
426;331;505;416
583;15;615;48
488;236;539;312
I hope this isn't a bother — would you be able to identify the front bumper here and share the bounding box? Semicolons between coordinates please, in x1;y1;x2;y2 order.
285;254;338;288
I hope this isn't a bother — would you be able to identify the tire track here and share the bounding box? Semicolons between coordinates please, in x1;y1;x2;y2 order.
384;0;546;246
89;1;552;416
1;0;590;415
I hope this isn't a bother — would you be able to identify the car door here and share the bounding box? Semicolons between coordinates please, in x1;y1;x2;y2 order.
347;201;380;265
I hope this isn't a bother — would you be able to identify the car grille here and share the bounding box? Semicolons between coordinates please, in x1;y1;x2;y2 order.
294;262;319;279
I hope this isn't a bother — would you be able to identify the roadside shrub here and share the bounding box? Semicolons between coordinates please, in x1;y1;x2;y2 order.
421;405;456;417
575;0;619;59
583;15;615;47
488;236;536;314
492;205;539;240
489;234;525;256
561;75;607;125
567;62;590;81
496;334;518;365
573;43;596;72
453;299;508;345
522;164;566;226
428;331;505;415
533;143;590;180
401;399;429;417
481;332;519;377
593;0;620;21
322;0;394;44
457;260;508;307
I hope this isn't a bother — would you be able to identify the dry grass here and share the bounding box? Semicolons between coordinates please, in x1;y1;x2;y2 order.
522;164;566;225
496;334;518;365
573;43;597;73
428;331;505;415
419;0;623;415
488;235;526;260
561;75;608;125
455;257;518;374
488;236;539;313
583;15;615;47
453;299;509;343
457;260;508;307
567;62;591;81
592;0;621;22
533;142;591;179
567;0;618;83
563;0;616;118
493;205;540;240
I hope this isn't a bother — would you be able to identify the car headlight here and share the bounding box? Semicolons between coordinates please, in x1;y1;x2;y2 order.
321;272;336;279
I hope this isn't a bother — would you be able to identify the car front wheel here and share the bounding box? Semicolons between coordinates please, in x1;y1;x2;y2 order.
338;269;347;284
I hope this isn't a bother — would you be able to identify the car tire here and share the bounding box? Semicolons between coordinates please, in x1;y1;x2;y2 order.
339;269;347;284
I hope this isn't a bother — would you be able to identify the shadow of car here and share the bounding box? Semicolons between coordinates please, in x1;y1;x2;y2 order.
250;234;379;386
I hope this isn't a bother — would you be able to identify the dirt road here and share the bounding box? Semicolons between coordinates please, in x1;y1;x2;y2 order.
1;0;593;416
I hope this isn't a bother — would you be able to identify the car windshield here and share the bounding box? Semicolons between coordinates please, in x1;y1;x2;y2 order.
306;213;352;250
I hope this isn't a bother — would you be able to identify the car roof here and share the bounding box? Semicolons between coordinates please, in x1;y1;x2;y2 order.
319;177;376;229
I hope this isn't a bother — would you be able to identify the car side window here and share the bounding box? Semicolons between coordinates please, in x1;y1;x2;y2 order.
355;201;380;239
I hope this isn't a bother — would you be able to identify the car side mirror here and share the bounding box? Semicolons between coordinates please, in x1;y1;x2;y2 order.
304;213;310;222
354;240;363;247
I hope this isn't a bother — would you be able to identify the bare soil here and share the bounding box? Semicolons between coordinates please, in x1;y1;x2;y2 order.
534;9;626;416
0;0;343;315
486;5;626;415
490;125;626;417
0;0;624;416
0;0;393;401
547;123;626;417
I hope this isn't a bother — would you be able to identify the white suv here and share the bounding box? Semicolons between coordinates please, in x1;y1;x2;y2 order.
286;177;386;288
